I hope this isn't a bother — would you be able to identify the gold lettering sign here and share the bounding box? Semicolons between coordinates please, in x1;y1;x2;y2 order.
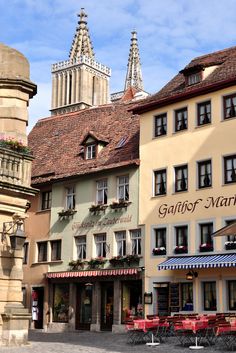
72;214;132;230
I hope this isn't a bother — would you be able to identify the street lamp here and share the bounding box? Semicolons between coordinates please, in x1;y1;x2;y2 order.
2;219;26;251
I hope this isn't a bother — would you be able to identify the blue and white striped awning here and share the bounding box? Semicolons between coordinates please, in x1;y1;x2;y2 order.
158;253;236;270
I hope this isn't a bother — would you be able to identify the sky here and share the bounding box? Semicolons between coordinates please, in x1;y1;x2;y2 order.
2;0;236;132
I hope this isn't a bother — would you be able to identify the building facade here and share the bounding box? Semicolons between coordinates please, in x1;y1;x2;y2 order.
133;46;236;316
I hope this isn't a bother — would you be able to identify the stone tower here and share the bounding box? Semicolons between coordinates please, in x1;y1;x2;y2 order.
51;8;111;115
124;30;143;91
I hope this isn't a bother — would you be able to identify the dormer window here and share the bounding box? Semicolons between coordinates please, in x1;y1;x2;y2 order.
187;72;202;85
86;144;96;160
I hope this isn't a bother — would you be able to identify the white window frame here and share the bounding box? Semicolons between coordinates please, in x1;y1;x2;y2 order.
95;233;107;257
130;229;141;255
117;176;129;201
115;231;126;256
96;179;108;205
86;144;96;160
75;236;87;260
66;185;76;210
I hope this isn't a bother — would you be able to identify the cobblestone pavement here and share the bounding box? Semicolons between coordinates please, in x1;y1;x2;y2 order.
0;330;230;353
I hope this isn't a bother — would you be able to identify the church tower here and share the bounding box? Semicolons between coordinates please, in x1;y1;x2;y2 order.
124;30;143;91
51;8;111;116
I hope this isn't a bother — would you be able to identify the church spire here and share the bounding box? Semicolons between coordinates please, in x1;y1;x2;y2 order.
69;8;95;60
124;30;143;91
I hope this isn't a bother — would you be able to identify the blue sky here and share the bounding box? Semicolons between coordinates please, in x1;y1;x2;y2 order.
2;0;236;131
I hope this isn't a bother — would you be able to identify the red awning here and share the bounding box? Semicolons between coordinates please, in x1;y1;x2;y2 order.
46;268;138;278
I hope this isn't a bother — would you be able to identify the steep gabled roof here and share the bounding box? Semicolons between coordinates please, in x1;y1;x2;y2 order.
133;46;236;113
29;102;139;185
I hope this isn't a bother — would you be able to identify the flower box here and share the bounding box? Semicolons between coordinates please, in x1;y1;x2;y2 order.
152;247;166;256
174;246;188;254
123;254;141;265
89;204;107;213
109;256;126;267
225;241;236;250
87;257;106;269
199;243;213;252
58;209;77;218
68;259;85;270
110;200;131;209
0;138;31;155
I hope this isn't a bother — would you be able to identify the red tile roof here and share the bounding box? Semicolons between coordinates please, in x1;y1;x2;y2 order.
132;46;236;113
29;102;139;185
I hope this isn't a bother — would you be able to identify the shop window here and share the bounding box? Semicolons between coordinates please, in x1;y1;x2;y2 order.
181;283;193;311
228;280;236;310
53;284;69;322
23;242;29;264
174;226;188;254
130;229;141;255
203;282;217;311
115;231;126;256
65;185;76;210
75;236;87;259
154;113;167;137
95;233;107;257
224;155;236;184
121;280;142;323
197;101;211;125
41;190;52;210
117;176;129;201
37;241;47;262
199;223;213;252
50;240;61;261
96;179;108;205
223;93;236;119
154;169;166;196
198;160;212;188
175;165;188;192
175;107;188;132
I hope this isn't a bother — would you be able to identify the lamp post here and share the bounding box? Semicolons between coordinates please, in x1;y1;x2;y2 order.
2;218;26;251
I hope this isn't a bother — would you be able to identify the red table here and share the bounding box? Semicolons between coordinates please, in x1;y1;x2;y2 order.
133;319;160;346
182;319;208;349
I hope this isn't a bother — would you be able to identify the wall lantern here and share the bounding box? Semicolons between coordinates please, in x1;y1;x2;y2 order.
144;292;153;304
2;218;26;251
186;270;198;281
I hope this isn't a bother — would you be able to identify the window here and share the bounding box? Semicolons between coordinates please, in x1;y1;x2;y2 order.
51;240;61;261
23;242;28;264
116;137;127;148
223;93;236;119
37;241;47;262
187;72;201;85
228;280;236;310
154;169;166;196
198;160;212;188
130;229;141;255
96;179;107;205
66;186;75;209
95;233;107;257
117;176;129;201
155;228;166;248
115;231;126;256
121;281;142;323
197;101;211;125
175;107;187;132
175;226;188;247
224;155;236;184
154;113;167;137
181;283;193;311
75;236;86;259
41;190;52;210
225;219;236;242
53;284;69;322
175;165;188;192
199;223;213;251
203;282;217;311
86;144;96;159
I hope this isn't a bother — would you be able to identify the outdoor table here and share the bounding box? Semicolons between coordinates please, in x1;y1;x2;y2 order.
216;322;236;350
182;319;208;349
133;319;160;346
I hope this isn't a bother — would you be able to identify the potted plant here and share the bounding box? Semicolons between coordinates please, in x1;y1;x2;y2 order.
123;254;141;266
58;208;77;218
110;199;131;209
68;259;85;270
199;243;213;252
225;241;236;250
0;137;31;155
152;247;166;256
109;255;126;267
87;257;106;269
174;245;188;254
89;204;107;213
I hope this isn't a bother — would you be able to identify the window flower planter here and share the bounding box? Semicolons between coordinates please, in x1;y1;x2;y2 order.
174;246;188;254
0;138;31;155
89;204;107;213
199;243;213;252
58;209;77;219
225;241;236;250
152;247;166;256
68;259;85;270
110;200;131;209
124;254;141;266
109;256;126;267
87;257;106;269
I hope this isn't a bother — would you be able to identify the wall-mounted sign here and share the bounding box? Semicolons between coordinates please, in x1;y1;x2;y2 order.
144;292;153;304
158;194;236;218
72;214;132;230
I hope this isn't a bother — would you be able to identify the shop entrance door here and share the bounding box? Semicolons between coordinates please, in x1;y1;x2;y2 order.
32;287;44;329
101;282;113;331
76;283;93;330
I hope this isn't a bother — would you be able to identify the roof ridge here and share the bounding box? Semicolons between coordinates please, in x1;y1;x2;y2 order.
190;45;236;62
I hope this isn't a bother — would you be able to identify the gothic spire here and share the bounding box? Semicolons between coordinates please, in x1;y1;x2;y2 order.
124;30;143;91
69;8;95;60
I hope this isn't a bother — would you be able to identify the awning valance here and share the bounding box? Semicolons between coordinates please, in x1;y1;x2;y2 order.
213;222;236;237
158;253;236;270
46;268;138;279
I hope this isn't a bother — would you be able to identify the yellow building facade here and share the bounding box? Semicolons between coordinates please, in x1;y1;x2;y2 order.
135;47;236;316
